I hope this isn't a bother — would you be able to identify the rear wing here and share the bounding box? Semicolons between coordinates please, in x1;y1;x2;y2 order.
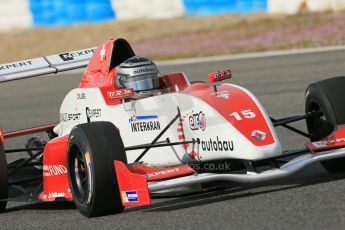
0;47;96;83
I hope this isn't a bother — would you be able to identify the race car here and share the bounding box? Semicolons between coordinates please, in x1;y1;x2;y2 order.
0;38;345;217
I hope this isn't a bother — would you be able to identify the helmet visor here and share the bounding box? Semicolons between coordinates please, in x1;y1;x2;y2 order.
119;73;160;92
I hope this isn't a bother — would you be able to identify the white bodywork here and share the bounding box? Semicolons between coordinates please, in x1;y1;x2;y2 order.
56;84;282;166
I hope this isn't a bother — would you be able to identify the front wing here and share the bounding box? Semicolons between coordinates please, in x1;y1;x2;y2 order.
114;126;345;207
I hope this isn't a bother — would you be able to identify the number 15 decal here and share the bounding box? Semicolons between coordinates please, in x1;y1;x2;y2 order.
230;109;256;120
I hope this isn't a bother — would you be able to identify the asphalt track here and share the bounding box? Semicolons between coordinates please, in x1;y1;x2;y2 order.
1;49;345;229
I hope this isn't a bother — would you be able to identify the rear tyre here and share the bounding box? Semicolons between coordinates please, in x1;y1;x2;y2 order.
305;76;345;173
0;142;8;212
67;122;127;217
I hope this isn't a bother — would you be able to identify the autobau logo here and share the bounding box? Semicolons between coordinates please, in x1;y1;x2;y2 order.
189;111;206;131
201;136;234;152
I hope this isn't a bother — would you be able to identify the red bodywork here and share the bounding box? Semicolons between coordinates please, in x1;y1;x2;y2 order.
39;135;72;201
184;83;275;146
305;126;345;152
0;127;4;144
114;161;151;206
114;161;195;206
208;69;232;83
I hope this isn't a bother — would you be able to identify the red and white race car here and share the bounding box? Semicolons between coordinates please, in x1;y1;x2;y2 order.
1;38;345;217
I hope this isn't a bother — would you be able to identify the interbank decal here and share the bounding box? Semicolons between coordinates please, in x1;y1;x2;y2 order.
129;115;161;132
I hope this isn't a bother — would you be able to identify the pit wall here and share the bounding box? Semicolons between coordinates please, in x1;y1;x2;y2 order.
0;0;344;31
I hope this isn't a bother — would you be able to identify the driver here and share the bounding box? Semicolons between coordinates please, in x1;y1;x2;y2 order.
115;56;160;93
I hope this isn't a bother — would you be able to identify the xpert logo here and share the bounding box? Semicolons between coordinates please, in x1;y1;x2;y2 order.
0;61;33;71
312;138;345;148
85;107;102;123
58;49;95;61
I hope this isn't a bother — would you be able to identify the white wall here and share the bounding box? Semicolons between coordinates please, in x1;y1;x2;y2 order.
111;0;185;20
269;0;345;14
0;0;344;31
268;0;305;14
330;0;345;11
0;0;32;30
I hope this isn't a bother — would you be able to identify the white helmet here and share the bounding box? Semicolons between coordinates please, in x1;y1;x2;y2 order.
116;56;160;92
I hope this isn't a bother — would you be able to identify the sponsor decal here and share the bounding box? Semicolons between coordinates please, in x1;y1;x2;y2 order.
59;113;81;122
122;191;138;203
210;91;229;99
108;88;134;100
86;107;101;118
39;192;65;201
0;61;32;71
189;111;206;131
201;136;234;152
129;115;161;132
49;192;65;198
98;76;103;85
100;44;106;61
58;49;95;62
177;112;198;159
251;130;266;141
77;92;86;100
147;168;180;178
86;107;102;123
133;67;156;75
312;138;345;148
208;69;232;82
43;164;67;176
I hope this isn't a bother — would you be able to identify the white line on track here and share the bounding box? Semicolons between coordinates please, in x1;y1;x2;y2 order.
157;45;345;66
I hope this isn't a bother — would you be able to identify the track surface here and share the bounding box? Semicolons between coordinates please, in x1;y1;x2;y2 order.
1;50;345;229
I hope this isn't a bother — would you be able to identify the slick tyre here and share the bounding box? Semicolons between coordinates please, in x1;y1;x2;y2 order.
305;76;345;173
0;142;8;212
67;122;127;217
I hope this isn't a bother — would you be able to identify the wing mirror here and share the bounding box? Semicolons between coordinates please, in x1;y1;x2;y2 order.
208;70;232;83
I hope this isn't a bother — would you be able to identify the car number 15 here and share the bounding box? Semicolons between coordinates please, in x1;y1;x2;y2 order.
230;109;256;120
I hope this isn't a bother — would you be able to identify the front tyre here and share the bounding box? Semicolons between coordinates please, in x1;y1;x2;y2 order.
0;142;8;212
305;76;345;173
67;122;127;217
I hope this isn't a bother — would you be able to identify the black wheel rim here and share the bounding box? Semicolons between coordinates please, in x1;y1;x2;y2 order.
307;101;333;141
70;147;89;203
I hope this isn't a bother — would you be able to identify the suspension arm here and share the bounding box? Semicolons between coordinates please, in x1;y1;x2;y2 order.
134;107;181;162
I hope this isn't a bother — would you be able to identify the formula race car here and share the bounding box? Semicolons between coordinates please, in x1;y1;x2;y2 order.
1;38;345;217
